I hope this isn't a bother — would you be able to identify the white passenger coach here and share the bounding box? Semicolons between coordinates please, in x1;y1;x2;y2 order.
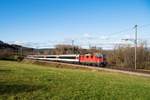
27;54;80;62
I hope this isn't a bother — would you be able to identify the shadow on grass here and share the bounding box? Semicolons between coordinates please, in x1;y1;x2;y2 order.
0;69;12;73
0;82;43;95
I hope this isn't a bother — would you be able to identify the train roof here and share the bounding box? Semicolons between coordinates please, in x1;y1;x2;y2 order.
28;54;79;57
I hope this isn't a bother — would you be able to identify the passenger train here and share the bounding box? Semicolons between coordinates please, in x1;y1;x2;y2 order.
27;54;107;67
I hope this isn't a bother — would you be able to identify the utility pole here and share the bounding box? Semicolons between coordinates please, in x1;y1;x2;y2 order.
20;47;23;56
72;40;74;54
122;25;138;70
134;25;138;70
36;46;39;55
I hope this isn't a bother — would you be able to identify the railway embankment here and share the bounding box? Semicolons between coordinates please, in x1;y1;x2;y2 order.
23;59;150;77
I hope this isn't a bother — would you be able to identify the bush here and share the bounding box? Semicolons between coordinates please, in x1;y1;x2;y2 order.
17;56;24;62
0;55;24;61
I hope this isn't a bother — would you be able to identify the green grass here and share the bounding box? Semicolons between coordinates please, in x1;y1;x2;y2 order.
0;61;150;100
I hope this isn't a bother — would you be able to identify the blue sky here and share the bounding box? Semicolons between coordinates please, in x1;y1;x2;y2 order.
0;0;150;49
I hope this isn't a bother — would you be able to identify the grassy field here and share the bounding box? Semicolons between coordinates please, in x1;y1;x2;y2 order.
0;61;150;100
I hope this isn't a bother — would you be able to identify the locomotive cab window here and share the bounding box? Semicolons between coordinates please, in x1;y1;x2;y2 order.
96;54;103;58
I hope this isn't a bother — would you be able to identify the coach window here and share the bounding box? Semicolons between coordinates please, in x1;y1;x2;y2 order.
86;56;89;58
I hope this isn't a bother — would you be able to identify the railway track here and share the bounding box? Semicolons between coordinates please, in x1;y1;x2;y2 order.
25;59;150;77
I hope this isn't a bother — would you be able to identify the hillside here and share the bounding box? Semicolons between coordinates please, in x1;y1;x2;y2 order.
0;40;34;60
0;60;150;100
0;40;17;50
0;40;33;52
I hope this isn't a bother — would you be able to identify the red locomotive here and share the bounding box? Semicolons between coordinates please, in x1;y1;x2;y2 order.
79;54;107;67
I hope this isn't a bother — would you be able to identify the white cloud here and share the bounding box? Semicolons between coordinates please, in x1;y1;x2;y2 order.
13;41;25;45
7;41;54;48
83;33;90;38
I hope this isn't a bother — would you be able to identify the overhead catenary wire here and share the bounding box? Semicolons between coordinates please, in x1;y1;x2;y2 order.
138;23;150;29
103;24;150;41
